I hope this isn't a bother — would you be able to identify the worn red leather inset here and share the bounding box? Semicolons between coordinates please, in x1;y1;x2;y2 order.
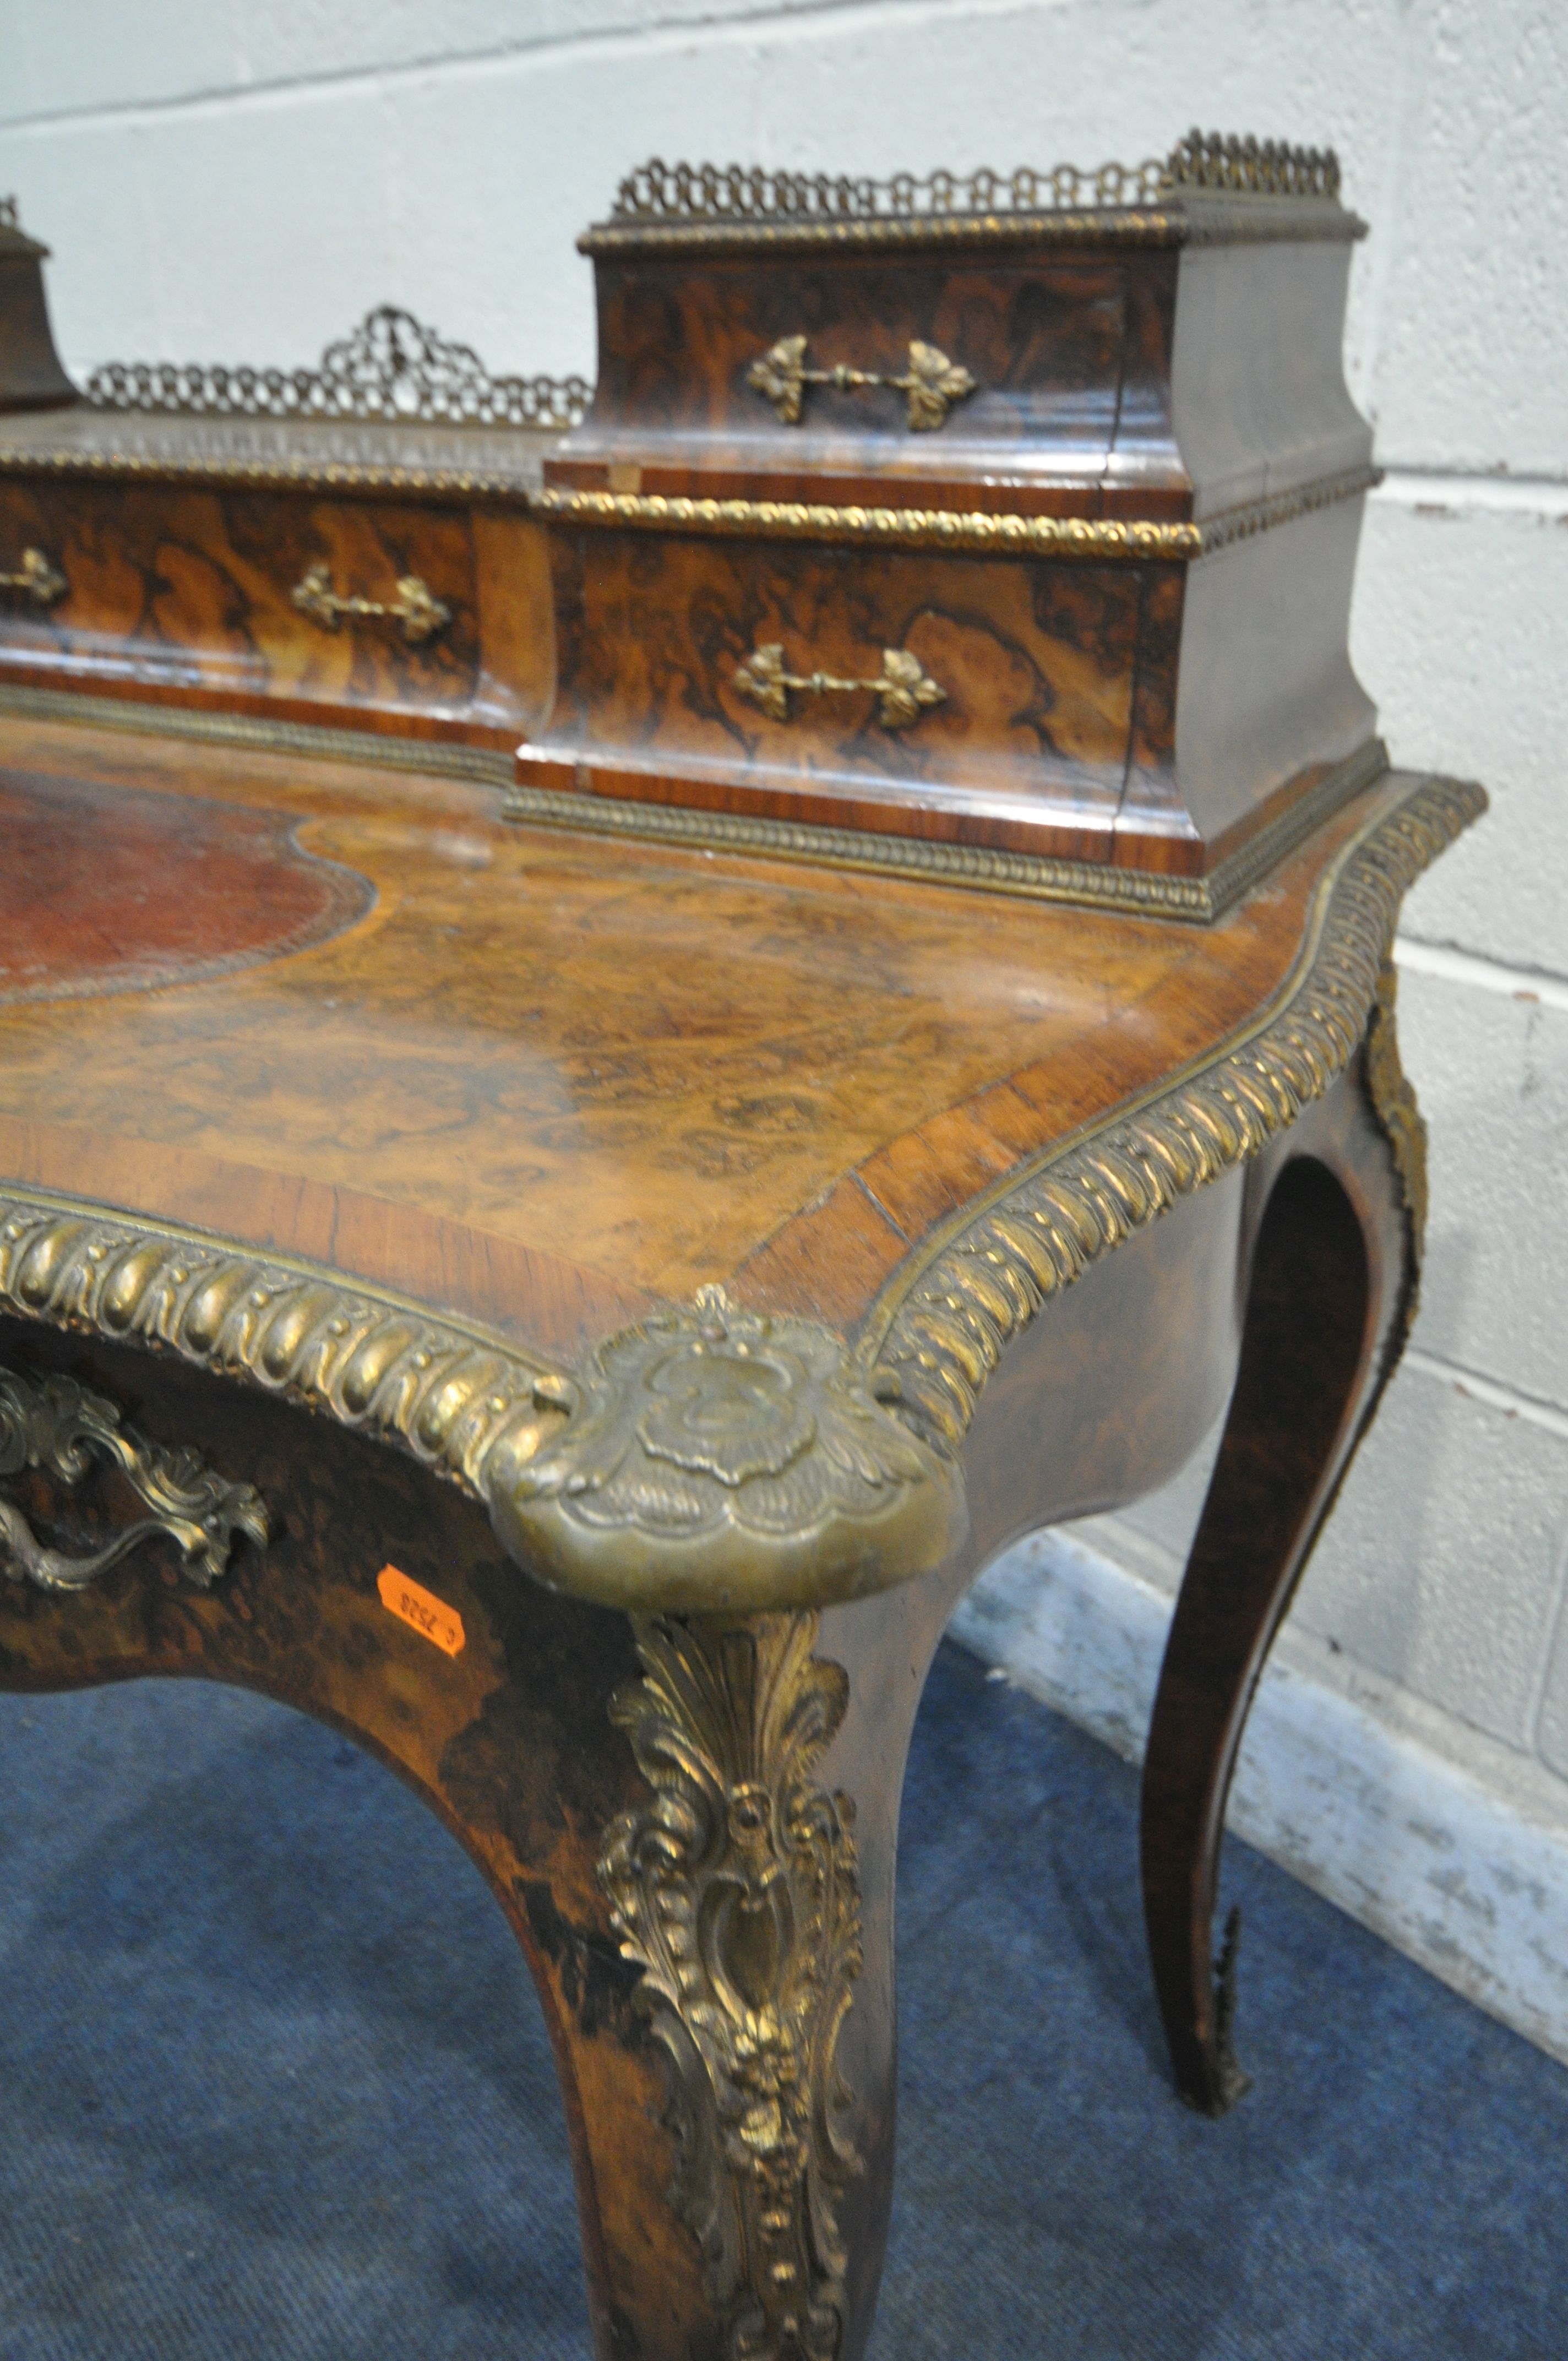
0;766;373;1004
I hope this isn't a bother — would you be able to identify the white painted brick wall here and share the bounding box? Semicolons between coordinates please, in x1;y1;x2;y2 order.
1;0;1564;2005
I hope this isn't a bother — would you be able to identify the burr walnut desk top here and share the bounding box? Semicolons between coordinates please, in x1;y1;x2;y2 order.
0;706;1471;1492
0;704;1480;2361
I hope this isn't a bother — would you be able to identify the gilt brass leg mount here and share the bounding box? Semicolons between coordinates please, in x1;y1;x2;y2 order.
600;1609;863;2361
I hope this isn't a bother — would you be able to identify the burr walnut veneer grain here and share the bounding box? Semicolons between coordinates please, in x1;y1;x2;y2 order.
0;144;1482;2357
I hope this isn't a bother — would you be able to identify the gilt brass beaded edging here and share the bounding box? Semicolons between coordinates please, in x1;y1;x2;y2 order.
859;771;1486;1450
504;738;1389;925
0;437;545;502
0;682;516;788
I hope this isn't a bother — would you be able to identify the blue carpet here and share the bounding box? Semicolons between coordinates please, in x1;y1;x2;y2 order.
0;1641;1562;2358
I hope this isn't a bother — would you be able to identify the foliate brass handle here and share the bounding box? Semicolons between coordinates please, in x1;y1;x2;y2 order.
734;641;946;730
291;562;451;645
0;1364;268;1596
0;548;67;608
747;335;977;430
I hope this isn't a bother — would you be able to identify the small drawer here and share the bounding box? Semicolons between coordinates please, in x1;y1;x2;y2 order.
543;523;1144;852
0;474;546;744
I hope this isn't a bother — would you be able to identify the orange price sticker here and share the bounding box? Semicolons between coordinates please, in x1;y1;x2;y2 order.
376;1565;465;1658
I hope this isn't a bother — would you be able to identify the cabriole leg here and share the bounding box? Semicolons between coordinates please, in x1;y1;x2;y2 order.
558;1564;952;2361
0;1320;942;2361
1140;992;1423;2115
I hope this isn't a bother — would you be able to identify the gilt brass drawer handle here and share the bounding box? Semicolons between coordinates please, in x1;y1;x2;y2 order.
0;1363;268;1596
0;548;68;608
747;334;977;430
291;562;451;645
734;641;945;730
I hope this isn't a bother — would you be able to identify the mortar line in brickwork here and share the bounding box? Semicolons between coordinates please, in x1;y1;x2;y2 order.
0;0;999;133
1395;937;1568;1013
1523;1512;1568;1760
1403;1351;1568;1444
1374;469;1568;519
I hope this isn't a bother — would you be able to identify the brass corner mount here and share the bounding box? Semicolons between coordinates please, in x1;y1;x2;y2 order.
492;1283;966;1613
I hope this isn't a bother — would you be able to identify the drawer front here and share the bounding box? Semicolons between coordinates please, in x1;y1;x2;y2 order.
581;248;1169;481
0;476;493;732
548;525;1147;848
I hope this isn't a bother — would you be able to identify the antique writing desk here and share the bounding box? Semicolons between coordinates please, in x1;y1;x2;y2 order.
0;142;1482;2359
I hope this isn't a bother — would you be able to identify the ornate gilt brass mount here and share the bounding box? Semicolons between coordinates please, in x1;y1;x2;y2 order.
0;1362;268;1595
86;303;592;431
601;1610;862;2361
608;134;1341;229
0;547;67;608
747;334;976;429
291;562;451;645
495;1283;964;1613
735;642;945;732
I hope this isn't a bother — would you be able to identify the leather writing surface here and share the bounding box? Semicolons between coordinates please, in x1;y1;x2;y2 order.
0;766;373;1004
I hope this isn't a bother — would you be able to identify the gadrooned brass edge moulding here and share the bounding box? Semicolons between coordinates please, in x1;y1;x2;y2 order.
0;768;1482;1615
0;1205;963;1617
859;770;1484;1451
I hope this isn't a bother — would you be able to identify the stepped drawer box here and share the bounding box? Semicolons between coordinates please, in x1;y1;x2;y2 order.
515;135;1386;919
